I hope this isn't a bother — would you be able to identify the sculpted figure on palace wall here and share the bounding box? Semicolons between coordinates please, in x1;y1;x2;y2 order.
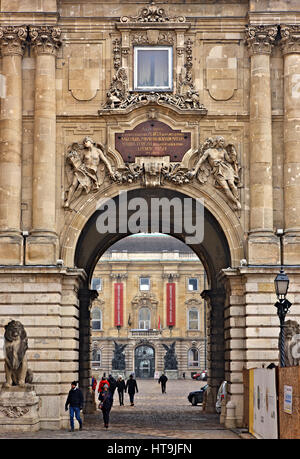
283;320;300;367
64;137;117;208
187;136;241;210
64;134;241;211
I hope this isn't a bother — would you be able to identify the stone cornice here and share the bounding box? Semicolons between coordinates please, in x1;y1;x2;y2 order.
280;24;300;54
0;25;27;56
29;25;62;56
245;24;277;55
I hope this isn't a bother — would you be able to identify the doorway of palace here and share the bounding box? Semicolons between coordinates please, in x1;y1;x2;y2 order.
74;187;232;405
135;345;155;378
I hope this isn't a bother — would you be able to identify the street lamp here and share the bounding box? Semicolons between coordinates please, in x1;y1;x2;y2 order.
274;267;292;367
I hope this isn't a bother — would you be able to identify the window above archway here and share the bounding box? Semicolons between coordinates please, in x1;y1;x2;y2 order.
134;46;173;92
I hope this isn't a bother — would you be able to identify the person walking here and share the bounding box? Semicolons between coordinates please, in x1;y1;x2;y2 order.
91;376;97;392
108;374;117;397
99;384;113;429
98;374;110;394
65;381;84;432
158;372;168;394
125;373;138;406
116;375;126;406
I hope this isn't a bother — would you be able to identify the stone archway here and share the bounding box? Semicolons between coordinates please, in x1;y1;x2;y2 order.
135;345;155;379
71;186;243;410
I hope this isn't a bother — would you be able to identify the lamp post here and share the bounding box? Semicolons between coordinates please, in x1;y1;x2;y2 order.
274;230;292;367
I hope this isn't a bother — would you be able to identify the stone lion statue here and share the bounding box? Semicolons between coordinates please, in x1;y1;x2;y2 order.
3;320;33;387
283;320;300;367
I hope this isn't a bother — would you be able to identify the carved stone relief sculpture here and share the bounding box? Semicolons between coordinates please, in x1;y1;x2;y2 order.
282;320;300;366
64;136;241;210
187;136;241;210
120;3;185;24
64;137;119;208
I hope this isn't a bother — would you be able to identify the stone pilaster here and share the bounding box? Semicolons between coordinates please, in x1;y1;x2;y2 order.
26;26;62;265
281;25;300;264
0;25;27;264
201;288;225;413
78;288;98;413
245;25;279;264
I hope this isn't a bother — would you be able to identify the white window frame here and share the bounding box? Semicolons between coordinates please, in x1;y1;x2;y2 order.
187;277;198;291
91;277;102;291
188;308;199;330
92;307;102;331
138;307;151;330
92;345;101;367
134;46;173;92
139;277;150;291
188;348;199;367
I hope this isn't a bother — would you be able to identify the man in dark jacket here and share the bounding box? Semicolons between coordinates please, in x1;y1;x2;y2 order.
108;374;117;396
158;373;168;394
125;374;138;406
65;381;84;432
116;375;126;406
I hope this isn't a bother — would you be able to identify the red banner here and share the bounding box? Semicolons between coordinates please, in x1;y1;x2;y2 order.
114;283;123;327
166;282;176;327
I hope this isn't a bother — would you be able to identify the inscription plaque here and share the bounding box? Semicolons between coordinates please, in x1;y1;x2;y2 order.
115;120;191;163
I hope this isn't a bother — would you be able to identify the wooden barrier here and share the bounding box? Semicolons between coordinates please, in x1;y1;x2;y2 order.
243;369;249;429
278;366;300;439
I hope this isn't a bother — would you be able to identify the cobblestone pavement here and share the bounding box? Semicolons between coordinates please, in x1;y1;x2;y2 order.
0;379;249;440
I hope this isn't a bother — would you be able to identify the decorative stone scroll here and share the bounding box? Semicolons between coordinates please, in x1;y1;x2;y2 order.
245;24;277;55
29;25;62;55
120;3;185;24
0;25;28;56
280;24;300;54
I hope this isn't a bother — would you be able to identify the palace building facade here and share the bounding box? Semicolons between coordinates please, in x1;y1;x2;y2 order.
90;234;207;379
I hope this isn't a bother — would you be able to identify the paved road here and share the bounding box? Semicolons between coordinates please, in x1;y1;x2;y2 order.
0;379;248;440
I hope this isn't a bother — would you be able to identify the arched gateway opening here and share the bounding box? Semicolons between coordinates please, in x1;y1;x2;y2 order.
74;187;232;411
135;345;155;379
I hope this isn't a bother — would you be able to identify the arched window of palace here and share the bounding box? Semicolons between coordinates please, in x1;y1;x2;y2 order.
138;307;151;330
92;345;101;367
188;308;199;330
92;307;102;330
188;348;199;367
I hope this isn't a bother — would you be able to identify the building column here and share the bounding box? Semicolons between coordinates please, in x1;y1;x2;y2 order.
245;25;279;264
281;25;300;264
201;288;225;413
0;25;27;264
26;26;61;264
79;288;98;413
